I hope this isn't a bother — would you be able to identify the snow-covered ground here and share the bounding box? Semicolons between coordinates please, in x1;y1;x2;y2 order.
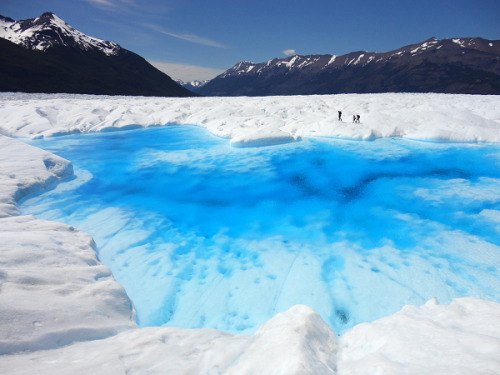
0;92;499;374
1;92;499;144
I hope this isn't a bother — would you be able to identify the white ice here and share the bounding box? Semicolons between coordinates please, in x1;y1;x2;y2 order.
0;92;499;144
0;92;499;374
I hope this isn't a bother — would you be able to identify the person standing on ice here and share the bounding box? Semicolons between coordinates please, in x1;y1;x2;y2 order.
338;111;342;121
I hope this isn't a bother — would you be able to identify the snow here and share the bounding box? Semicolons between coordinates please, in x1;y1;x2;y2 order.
0;92;499;374
1;298;498;374
326;55;337;66
452;38;466;48
0;135;73;217
47;13;119;56
0;215;136;355
410;39;439;55
1;92;499;144
352;53;365;65
338;297;500;375
0;17;14;33
286;56;300;68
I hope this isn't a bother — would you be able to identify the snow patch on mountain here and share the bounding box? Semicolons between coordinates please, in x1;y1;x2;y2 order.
326;55;337;66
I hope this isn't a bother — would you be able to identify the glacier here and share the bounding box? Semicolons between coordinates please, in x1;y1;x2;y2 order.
0;92;499;374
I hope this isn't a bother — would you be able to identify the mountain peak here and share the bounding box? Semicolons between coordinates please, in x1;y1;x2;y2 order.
0;12;121;56
0;15;15;24
37;11;56;21
34;12;63;26
41;11;56;17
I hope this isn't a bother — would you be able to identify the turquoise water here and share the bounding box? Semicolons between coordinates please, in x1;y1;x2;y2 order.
21;126;500;334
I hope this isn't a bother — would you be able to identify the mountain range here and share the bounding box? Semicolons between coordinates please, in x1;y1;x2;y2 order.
1;12;499;97
197;37;500;96
0;12;195;97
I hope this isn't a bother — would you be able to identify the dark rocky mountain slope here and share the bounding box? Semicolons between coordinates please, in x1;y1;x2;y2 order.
197;38;500;96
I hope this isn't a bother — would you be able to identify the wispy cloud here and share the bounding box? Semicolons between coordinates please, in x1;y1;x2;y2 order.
283;49;296;56
144;23;228;49
83;0;136;10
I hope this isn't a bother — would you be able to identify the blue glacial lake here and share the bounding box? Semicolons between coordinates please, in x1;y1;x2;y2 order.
21;125;500;334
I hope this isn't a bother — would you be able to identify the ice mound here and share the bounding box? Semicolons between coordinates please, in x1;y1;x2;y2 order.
0;215;137;355
338;297;500;375
1;298;499;374
0;135;73;217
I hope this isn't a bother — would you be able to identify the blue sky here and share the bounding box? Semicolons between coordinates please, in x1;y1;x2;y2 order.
1;0;499;81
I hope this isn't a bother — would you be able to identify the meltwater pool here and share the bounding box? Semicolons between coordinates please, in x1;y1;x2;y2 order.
21;125;500;334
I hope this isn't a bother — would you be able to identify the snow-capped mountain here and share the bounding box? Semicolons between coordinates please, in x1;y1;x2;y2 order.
0;12;120;55
0;12;195;97
176;79;210;91
198;37;500;96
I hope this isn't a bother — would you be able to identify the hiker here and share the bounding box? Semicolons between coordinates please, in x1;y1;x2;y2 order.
356;114;360;123
338;111;342;121
353;115;356;123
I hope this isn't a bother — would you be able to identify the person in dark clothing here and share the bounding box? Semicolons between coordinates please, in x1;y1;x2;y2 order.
353;115;356;123
338;111;342;121
356;114;360;123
